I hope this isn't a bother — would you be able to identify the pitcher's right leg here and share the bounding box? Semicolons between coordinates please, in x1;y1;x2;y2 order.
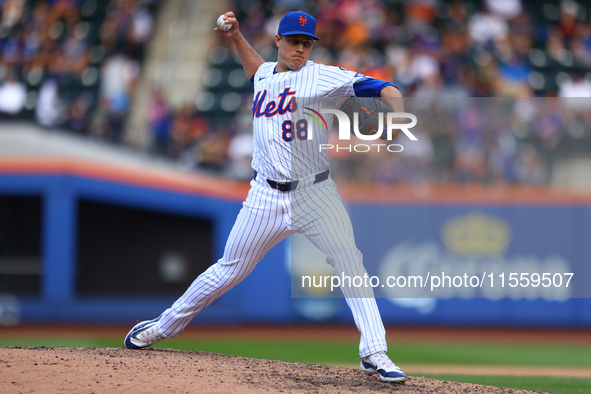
125;181;290;347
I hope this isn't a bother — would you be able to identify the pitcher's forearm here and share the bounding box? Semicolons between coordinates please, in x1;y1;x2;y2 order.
380;85;404;112
214;12;264;81
230;33;265;81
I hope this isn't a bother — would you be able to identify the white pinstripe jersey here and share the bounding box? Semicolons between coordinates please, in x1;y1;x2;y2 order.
251;60;370;181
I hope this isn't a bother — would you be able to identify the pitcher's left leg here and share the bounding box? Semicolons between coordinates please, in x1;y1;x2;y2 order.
294;181;387;357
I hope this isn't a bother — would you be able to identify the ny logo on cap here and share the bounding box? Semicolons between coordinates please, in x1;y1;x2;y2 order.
299;16;307;26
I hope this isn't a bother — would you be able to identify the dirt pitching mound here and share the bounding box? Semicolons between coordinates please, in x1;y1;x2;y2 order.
0;347;542;393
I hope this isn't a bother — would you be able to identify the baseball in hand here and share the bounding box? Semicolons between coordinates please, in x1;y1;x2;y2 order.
217;15;233;31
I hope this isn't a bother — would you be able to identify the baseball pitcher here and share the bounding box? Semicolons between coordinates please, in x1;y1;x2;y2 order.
125;10;406;383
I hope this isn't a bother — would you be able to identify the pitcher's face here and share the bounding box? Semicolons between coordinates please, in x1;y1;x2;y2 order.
275;34;315;72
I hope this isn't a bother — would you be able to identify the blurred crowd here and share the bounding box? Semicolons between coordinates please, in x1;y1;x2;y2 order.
1;0;591;186
147;0;591;185
327;96;591;186
0;0;159;142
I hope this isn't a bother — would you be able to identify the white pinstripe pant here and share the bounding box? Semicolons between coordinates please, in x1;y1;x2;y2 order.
158;174;387;357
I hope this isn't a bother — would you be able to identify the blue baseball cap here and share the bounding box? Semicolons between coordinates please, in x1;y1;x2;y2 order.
277;11;319;41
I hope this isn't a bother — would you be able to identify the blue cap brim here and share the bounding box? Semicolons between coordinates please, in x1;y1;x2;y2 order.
279;31;319;40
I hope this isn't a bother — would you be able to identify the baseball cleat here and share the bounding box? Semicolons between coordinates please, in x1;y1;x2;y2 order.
360;351;406;383
124;317;165;349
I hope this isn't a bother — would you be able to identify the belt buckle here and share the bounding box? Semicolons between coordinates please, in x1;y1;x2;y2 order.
276;182;291;192
268;180;298;192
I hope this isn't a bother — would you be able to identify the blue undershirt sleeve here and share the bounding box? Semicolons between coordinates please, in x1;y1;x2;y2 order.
353;78;399;97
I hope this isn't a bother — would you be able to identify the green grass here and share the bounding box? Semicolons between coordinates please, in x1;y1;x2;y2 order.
417;374;591;394
0;336;111;348
0;336;115;347
388;343;591;368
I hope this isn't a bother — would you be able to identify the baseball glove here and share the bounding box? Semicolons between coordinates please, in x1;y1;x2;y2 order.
339;97;396;140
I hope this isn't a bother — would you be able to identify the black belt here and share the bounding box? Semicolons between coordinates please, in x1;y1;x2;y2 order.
253;169;330;192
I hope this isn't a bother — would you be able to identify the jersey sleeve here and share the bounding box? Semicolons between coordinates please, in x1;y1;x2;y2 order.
316;65;370;97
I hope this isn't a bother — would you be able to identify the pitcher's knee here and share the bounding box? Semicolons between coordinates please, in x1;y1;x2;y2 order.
209;260;253;287
326;248;363;266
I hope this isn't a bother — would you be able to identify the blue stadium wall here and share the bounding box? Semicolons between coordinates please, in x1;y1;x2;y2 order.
1;170;590;328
